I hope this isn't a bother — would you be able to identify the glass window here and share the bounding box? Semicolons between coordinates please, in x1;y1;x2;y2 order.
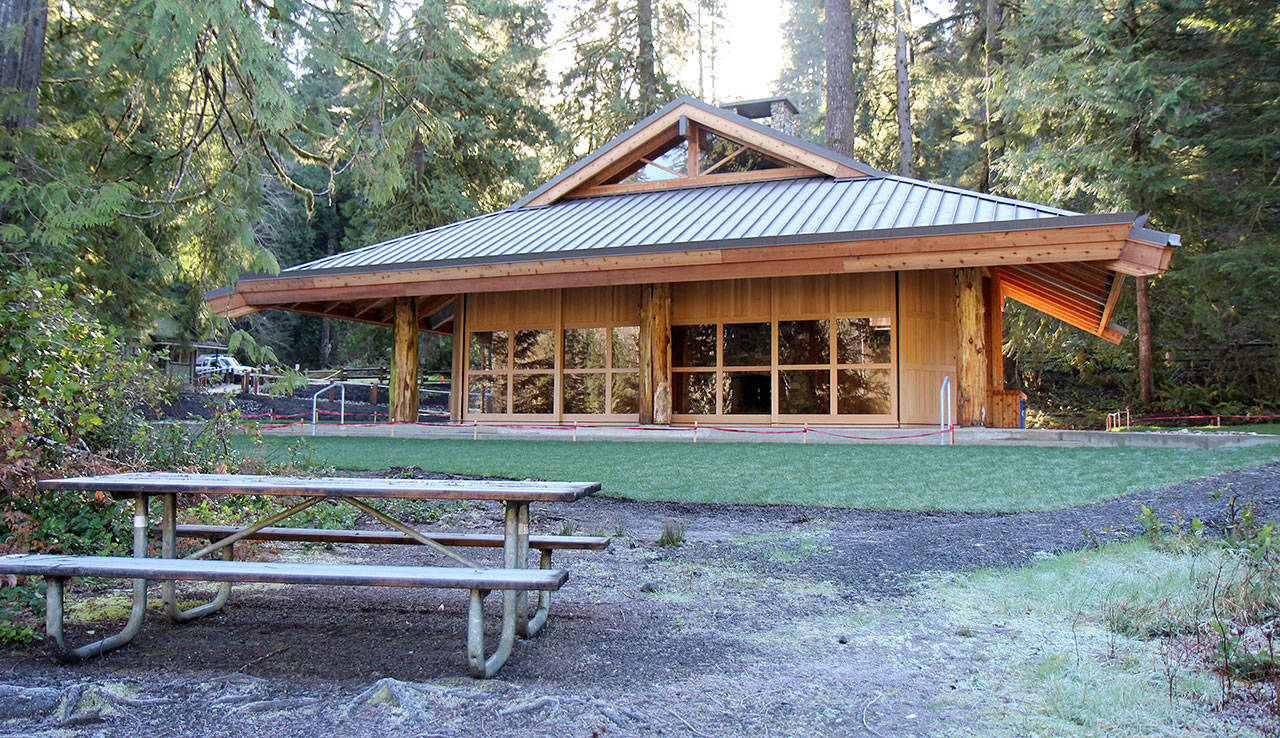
468;375;507;414
672;324;716;367
468;331;508;371
674;372;716;414
512;374;553;413
611;373;639;414
778;320;830;365
837;369;891;414
723;323;770;366
564;327;606;369
513;329;554;369
723;371;770;414
837;318;892;364
779;370;830;414
611;326;640;368
563;373;606;414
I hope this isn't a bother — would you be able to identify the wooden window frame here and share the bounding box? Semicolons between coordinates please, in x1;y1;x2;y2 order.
561;325;641;421
672;313;897;425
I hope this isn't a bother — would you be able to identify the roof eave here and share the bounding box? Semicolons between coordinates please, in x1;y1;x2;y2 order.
226;210;1142;284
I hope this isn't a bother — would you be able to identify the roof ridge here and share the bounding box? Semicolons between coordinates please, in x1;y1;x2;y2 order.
873;173;1081;216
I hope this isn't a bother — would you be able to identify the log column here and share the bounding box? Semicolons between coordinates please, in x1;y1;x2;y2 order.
985;275;1004;392
955;268;989;426
390;297;420;423
638;283;672;425
449;296;466;423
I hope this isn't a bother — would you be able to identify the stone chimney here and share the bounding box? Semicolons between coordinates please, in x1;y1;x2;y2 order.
721;96;800;136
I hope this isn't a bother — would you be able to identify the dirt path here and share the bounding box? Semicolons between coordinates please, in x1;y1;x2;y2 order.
1;462;1276;736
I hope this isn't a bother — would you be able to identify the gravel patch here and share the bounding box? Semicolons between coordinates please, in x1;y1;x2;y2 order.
0;461;1275;736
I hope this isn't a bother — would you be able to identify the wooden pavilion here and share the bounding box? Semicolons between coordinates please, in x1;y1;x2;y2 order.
207;96;1178;428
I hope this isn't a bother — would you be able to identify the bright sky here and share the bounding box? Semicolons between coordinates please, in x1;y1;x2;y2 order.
548;0;948;109
682;0;789;103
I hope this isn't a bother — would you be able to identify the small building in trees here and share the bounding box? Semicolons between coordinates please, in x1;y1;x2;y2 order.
207;96;1177;428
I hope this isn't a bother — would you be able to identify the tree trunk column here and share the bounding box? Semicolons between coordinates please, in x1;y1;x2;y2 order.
639;283;671;425
390;297;419;423
1136;276;1153;404
955;268;989;426
985;274;1004;391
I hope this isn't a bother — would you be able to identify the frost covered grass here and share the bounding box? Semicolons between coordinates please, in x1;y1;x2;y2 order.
232;435;1279;512
920;542;1237;735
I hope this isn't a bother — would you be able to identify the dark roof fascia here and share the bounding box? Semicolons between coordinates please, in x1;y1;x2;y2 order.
509;96;885;209
228;211;1142;285
1128;222;1181;247
721;96;801;117
204;285;236;299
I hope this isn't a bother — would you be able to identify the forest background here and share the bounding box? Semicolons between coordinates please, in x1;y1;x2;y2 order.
1;0;1277;431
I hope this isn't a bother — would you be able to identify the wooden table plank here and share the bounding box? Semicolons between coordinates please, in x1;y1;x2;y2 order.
174;524;612;550
36;473;601;502
0;554;568;590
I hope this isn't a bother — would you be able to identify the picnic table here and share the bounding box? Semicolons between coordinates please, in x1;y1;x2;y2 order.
4;473;604;677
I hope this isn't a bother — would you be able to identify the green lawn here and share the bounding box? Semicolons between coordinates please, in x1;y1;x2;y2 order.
1127;422;1280;435
234;435;1280;513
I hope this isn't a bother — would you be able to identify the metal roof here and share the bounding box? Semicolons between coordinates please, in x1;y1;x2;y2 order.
275;175;1099;279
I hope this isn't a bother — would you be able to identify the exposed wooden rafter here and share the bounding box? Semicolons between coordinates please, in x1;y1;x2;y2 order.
526;101;865;207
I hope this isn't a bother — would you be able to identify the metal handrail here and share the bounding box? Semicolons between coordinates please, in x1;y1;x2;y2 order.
311;382;345;436
939;376;953;445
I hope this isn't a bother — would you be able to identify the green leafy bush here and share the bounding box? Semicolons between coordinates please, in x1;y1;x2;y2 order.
0;271;255;640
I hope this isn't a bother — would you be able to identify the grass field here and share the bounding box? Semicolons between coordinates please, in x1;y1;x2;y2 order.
1128;422;1280;435
234;435;1280;512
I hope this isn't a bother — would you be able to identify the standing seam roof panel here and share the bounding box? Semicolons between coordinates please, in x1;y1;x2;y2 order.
915;188;945;227
788;180;851;235
767;178;838;234
826;180;879;232
681;183;765;242
276;176;1107;275
891;183;929;229
713;181;786;238
737;178;806;237
740;179;820;237
813;179;865;232
859;180;906;231
634;186;721;245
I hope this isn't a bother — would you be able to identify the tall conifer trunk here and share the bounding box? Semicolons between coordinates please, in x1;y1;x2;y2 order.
893;0;912;177
637;0;657;111
319;204;338;368
824;0;854;157
1137;276;1153;403
0;0;46;130
980;0;1004;193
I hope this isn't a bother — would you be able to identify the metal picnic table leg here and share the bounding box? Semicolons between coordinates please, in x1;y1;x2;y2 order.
161;493;231;623
524;548;554;638
467;499;527;677
45;493;150;662
506;501;531;638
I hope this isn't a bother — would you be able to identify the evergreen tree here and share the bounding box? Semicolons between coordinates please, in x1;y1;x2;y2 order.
555;0;692;156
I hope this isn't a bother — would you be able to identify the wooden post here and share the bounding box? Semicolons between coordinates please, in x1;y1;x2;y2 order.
449;296;466;423
955;268;989;427
984;275;1004;391
639;283;672;425
390;297;420;423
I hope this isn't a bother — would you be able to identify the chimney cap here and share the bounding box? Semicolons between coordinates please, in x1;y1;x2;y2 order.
720;96;800;120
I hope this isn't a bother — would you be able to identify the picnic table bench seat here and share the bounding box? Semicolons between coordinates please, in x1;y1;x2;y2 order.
173;524;608;640
0;553;564;677
172;524;611;551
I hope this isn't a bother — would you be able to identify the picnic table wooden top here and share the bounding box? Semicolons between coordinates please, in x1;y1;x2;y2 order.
37;472;601;502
